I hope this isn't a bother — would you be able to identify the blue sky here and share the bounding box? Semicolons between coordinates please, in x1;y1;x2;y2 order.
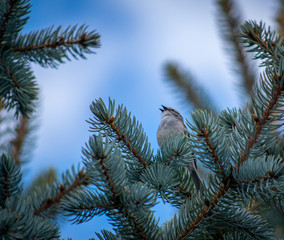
23;0;276;239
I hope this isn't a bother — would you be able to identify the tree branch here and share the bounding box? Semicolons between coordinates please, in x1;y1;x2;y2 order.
123;208;149;240
236;169;278;185
105;116;149;169
217;0;255;94
239;74;283;167
34;169;89;215
96;152;118;196
178;184;229;239
275;0;284;38
164;63;217;112
198;127;228;180
0;55;22;89
13;33;99;53
10;116;29;164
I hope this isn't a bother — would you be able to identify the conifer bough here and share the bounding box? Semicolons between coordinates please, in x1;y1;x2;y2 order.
0;0;100;117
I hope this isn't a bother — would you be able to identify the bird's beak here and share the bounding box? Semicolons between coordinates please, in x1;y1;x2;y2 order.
160;105;168;112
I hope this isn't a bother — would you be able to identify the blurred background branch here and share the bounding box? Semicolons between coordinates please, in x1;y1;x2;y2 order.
216;0;256;99
276;0;284;38
164;62;218;113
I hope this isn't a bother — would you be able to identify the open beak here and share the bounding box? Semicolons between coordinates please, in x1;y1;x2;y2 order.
159;105;168;112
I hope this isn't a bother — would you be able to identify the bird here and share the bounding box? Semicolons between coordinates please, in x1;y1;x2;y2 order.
157;105;202;191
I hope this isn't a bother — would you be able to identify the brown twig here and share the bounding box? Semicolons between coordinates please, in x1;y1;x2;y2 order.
244;24;280;64
97;153;118;196
0;55;22;89
178;184;229;239
88;152;150;239
105;116;149;169
13;33;99;53
236;169;277;185
247;199;261;214
34;170;89;215
79;202;110;211
11;116;29;164
238;74;283;167
198;127;228;180
123;208;149;240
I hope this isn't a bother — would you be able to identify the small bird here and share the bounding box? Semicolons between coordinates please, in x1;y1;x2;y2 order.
157;105;202;191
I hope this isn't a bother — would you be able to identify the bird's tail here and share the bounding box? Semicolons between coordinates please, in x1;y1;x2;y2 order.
190;168;202;191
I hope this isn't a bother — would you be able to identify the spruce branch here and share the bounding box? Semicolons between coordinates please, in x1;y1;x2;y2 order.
121;208;150;240
32;167;89;216
169;180;273;240
216;0;256;96
236;173;276;185
241;21;283;67
197;127;227;178
233;156;284;200
68;184;159;239
83;135;126;195
156;133;194;167
0;53;38;116
235;22;284;167
1;196;60;239
12;25;100;68
0;0;30;42
238;69;283;167
246;199;261;214
113;184;159;240
179;64;283;237
214;205;273;239
0;2;100;116
95;229;120;240
62;189;111;223
154;133;196;203
0;100;38;163
140;162;182;204
68;135;160;239
10;115;29;164
161;175;231;239
13;27;98;52
174;170;193;199
266;134;284;158
106;119;148;169
188;110;231;180
88;98;153;171
0;0;15;41
177;185;228;239
0;154;22;207
82;135;127;196
163;74;283;238
164;62;217;112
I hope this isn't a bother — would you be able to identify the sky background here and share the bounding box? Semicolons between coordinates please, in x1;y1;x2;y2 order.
22;0;277;239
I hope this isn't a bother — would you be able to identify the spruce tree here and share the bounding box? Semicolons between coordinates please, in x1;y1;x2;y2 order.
0;0;283;239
